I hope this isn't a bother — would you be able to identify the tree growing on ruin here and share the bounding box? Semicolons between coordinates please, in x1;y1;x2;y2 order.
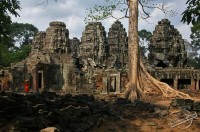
85;0;190;101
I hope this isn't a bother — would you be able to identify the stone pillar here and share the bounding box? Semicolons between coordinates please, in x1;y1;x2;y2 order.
116;73;121;93
32;68;38;93
190;79;196;90
102;76;108;94
196;79;199;90
173;79;178;90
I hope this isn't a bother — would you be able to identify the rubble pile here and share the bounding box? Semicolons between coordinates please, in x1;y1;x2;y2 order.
170;99;200;111
0;92;168;131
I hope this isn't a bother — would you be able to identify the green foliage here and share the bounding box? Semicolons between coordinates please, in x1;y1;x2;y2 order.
0;44;31;67
85;0;127;22
0;0;21;42
181;0;200;24
10;22;39;46
187;56;200;69
11;45;32;63
186;22;200;68
0;45;11;66
0;22;37;67
138;29;152;41
138;29;152;57
190;22;200;51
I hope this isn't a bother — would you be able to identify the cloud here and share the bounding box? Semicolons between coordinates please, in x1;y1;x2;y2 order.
137;0;191;41
65;15;85;38
11;0;191;41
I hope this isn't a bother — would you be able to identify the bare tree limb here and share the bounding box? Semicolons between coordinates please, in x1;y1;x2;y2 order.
138;0;150;19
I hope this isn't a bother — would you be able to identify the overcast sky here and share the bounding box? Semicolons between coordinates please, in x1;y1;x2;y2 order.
11;0;192;41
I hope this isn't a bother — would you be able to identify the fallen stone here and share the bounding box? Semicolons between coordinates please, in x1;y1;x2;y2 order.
147;122;156;126
40;127;60;132
193;102;200;111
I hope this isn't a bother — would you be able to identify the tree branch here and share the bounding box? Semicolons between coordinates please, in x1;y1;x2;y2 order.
138;0;150;19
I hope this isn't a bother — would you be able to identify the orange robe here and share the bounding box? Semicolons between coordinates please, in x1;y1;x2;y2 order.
24;84;29;92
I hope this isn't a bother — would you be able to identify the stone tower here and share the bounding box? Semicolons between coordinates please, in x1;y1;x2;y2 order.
107;20;128;69
79;22;108;66
148;19;187;68
70;37;80;58
32;31;46;51
44;21;70;53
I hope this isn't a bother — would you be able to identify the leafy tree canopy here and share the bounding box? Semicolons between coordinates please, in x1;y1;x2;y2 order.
0;0;21;42
0;44;31;67
190;22;200;51
0;22;37;67
10;22;39;47
181;0;200;24
186;22;200;69
85;0;175;23
138;29;152;41
138;29;152;57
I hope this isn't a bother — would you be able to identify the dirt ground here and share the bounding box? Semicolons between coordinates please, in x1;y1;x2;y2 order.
1;89;200;131
91;91;200;132
90;117;200;132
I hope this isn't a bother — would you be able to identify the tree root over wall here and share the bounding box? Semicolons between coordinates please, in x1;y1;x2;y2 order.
123;61;191;102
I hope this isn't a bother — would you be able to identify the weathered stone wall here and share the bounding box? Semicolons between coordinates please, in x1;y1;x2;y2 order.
44;21;70;53
11;21;75;92
8;19;200;94
149;18;187;68
0;67;12;91
32;31;46;51
102;69;121;94
70;37;80;58
148;19;200;91
106;20;128;69
79;22;108;66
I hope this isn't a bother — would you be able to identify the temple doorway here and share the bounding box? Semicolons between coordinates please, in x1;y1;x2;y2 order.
160;79;173;87
38;71;43;89
178;79;191;89
108;77;116;93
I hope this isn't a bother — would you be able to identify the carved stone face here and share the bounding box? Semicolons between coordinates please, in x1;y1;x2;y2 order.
148;19;187;68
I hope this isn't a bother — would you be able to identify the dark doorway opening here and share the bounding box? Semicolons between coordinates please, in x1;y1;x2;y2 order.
38;72;42;89
178;79;191;89
156;61;167;68
199;80;200;90
160;79;173;87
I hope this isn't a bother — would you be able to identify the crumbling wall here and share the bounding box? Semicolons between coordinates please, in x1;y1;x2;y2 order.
70;37;80;58
106;20;128;69
44;21;71;53
149;18;187;68
0;67;12;91
80;22;108;66
9;19;199;94
148;19;200;91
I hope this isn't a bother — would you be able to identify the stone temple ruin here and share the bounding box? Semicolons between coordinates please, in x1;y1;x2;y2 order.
1;19;200;94
148;19;187;68
9;20;129;94
149;19;200;90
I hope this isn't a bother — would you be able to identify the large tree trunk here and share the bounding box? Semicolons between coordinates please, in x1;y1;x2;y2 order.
124;0;141;102
123;0;191;102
